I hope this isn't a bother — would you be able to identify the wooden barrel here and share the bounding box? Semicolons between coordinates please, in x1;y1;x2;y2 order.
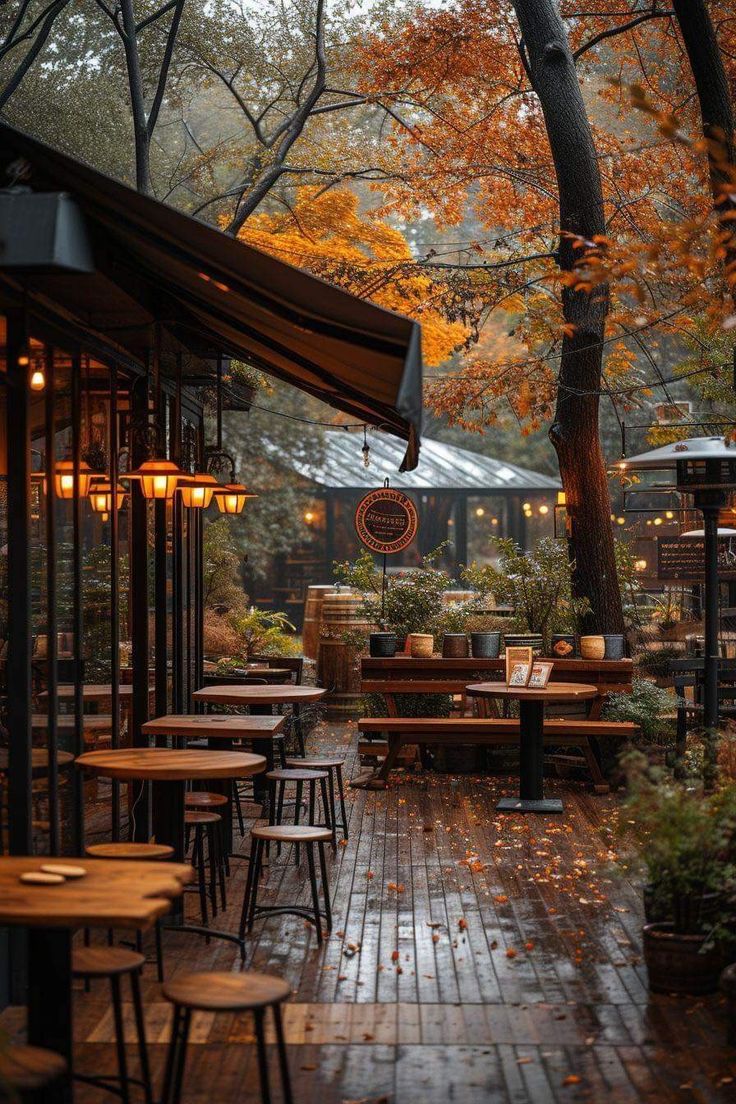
317;592;371;718
302;585;336;660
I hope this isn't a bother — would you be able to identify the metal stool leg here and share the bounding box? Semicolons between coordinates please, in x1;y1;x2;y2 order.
171;1008;192;1104
130;968;153;1104
336;763;348;839
319;775;335;849
293;780;303;865
306;844;322;943
110;974;131;1104
161;1004;182;1104
239;837;258;941
155;918;165;983
194;826;209;933
254;1007;272;1104
318;840;332;933
273;1003;293;1104
276;780;285;856
247;839;265;933
207;825;218;917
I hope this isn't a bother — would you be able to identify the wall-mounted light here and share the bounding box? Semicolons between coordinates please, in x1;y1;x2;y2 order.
539;504;549;516
89;478;126;515
214;483;257;515
475;506;485;517
557;491;567;507
125;459;183;500
304;509;316;524
54;458;94;499
616;516;626;526
653;516;663;526
178;473;219;509
29;365;45;391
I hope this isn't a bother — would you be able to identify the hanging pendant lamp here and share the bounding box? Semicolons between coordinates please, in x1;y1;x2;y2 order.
178;472;220;509
54;458;94;499
213;482;257;515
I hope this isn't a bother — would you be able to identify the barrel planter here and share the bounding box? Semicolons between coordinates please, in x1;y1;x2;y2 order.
369;632;398;658
643;922;724;995
442;633;469;658
317;592;371;718
470;631;501;659
302;585;337;660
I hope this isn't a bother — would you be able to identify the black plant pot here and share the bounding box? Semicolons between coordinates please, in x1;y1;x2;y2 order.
442;633;469;658
470;631;501;659
603;633;626;660
549;633;576;659
369;632;398;658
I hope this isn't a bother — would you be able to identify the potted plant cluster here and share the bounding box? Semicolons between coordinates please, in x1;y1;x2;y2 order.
619;751;736;995
603;679;680;768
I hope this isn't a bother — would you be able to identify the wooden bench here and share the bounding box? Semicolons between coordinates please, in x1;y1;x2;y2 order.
358;657;637;792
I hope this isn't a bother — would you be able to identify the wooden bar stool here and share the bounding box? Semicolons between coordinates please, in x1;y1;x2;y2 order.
185;789;230;875
161;971;293;1104
240;824;332;944
72;946;153;1104
184;809;226;923
266;767;331;863
286;755;347;844
85;841;172;982
0;1045;66;1101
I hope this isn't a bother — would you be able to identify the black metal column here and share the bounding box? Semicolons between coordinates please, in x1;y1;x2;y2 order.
44;346;59;855
71;353;84;855
110;363;121;840
702;500;721;730
6;309;32;856
130;379;151;840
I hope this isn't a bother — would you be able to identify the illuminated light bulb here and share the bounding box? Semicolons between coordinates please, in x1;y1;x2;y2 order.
616;516;625;525
214;483;257;515
126;459;184;500
665;510;674;520
178;474;219;509
557;491;566;506
618;460;627;470
29;367;45;391
522;502;531;512
610;513;615;522
539;504;549;515
491;517;498;525
304;510;316;524
54;459;94;499
475;507;485;517
646;519;652;526
89;479;126;514
635;559;647;571
654;516;663;526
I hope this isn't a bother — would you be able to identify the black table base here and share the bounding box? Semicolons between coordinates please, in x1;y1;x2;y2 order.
496;699;563;814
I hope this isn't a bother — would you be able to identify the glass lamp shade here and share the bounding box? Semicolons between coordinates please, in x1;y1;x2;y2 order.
126;459;183;499
214;482;257;515
54;459;94;499
178;473;219;509
89;479;126;514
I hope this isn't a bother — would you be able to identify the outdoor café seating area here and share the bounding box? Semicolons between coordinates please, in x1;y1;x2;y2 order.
3;117;736;1104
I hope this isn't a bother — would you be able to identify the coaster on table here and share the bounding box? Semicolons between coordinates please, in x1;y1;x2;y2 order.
41;863;86;879
20;871;65;885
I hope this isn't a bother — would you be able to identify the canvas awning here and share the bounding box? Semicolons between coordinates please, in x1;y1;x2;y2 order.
0;122;422;469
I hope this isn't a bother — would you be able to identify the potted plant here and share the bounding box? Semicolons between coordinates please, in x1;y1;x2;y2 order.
603;679;680;764
225;607;299;662
619;752;736;994
462;537;589;654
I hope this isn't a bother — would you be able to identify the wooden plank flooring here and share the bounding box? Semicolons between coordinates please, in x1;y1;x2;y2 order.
24;721;736;1101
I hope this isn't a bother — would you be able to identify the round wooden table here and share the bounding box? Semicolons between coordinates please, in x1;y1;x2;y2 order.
76;748;265;940
0;748;74;777
192;685;325;707
466;682;598;813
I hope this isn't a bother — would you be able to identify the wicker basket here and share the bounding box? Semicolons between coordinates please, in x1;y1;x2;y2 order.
409;633;434;658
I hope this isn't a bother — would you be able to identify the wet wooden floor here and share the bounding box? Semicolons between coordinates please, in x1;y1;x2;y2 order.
56;723;736;1100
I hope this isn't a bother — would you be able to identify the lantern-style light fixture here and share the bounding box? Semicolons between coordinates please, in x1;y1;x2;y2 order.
29;364;45;391
125;459;183;500
213;482;257;515
54;458;94;499
178;473;219;509
89;478;126;517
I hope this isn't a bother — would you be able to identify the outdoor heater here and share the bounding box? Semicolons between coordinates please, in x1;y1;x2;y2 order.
621;435;736;728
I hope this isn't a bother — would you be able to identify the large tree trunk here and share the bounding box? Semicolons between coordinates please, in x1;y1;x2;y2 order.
511;0;624;632
672;0;736;286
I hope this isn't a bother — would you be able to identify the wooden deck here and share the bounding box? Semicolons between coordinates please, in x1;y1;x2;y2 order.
53;723;736;1100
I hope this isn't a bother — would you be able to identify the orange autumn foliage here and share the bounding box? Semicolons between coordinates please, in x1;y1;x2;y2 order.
235;187;467;367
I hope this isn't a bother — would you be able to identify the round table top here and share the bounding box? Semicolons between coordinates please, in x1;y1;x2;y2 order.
466;681;599;702
142;714;285;739
192;684;326;706
75;747;266;782
0;749;74;776
40;684;153;701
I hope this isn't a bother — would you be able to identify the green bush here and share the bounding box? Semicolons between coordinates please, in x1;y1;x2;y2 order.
603;678;678;744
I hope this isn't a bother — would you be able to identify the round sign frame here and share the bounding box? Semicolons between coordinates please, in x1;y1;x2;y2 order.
354;487;419;555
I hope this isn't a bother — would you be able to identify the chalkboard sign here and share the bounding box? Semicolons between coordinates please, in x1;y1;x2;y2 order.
657;537;736;582
354;487;418;554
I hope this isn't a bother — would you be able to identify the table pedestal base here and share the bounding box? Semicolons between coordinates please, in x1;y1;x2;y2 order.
496;796;563;814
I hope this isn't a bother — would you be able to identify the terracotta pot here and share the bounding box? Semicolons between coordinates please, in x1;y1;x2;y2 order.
442;633;469;658
409;633;434;658
579;635;605;661
643;922;724;994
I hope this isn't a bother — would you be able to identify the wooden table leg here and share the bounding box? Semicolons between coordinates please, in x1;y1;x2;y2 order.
27;926;73;1102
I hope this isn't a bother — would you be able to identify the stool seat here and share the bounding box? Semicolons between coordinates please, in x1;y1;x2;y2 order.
73;945;146;978
184;809;222;825
86;841;174;860
184;791;228;808
252;823;332;843
163;970;291;1011
286;756;345;770
0;1045;66;1091
266;767;327;782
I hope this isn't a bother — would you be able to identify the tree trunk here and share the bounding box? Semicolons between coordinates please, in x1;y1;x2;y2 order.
120;0;153;196
511;0;624;632
672;0;736;287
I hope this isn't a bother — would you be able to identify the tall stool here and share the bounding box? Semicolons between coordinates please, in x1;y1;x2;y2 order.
240;824;332;943
184;809;226;922
85;841;172;982
286;755;347;843
161;971;292;1104
266;767;331;862
72;946;153;1104
0;1045;66;1101
185;789;230;875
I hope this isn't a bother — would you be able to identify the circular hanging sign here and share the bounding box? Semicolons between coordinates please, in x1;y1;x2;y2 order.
354;487;419;554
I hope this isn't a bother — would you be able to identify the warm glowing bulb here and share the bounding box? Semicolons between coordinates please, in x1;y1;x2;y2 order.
616;516;625;525
618;460;627;471
304;510;315;524
635;559;647;571
665;510;674;519
539;504;549;515
475;507;485;517
610;513;615;521
491;517;498;525
646;519;652;526
30;368;45;391
61;474;74;494
557;491;567;506
654;516;663;526
522;502;531;511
